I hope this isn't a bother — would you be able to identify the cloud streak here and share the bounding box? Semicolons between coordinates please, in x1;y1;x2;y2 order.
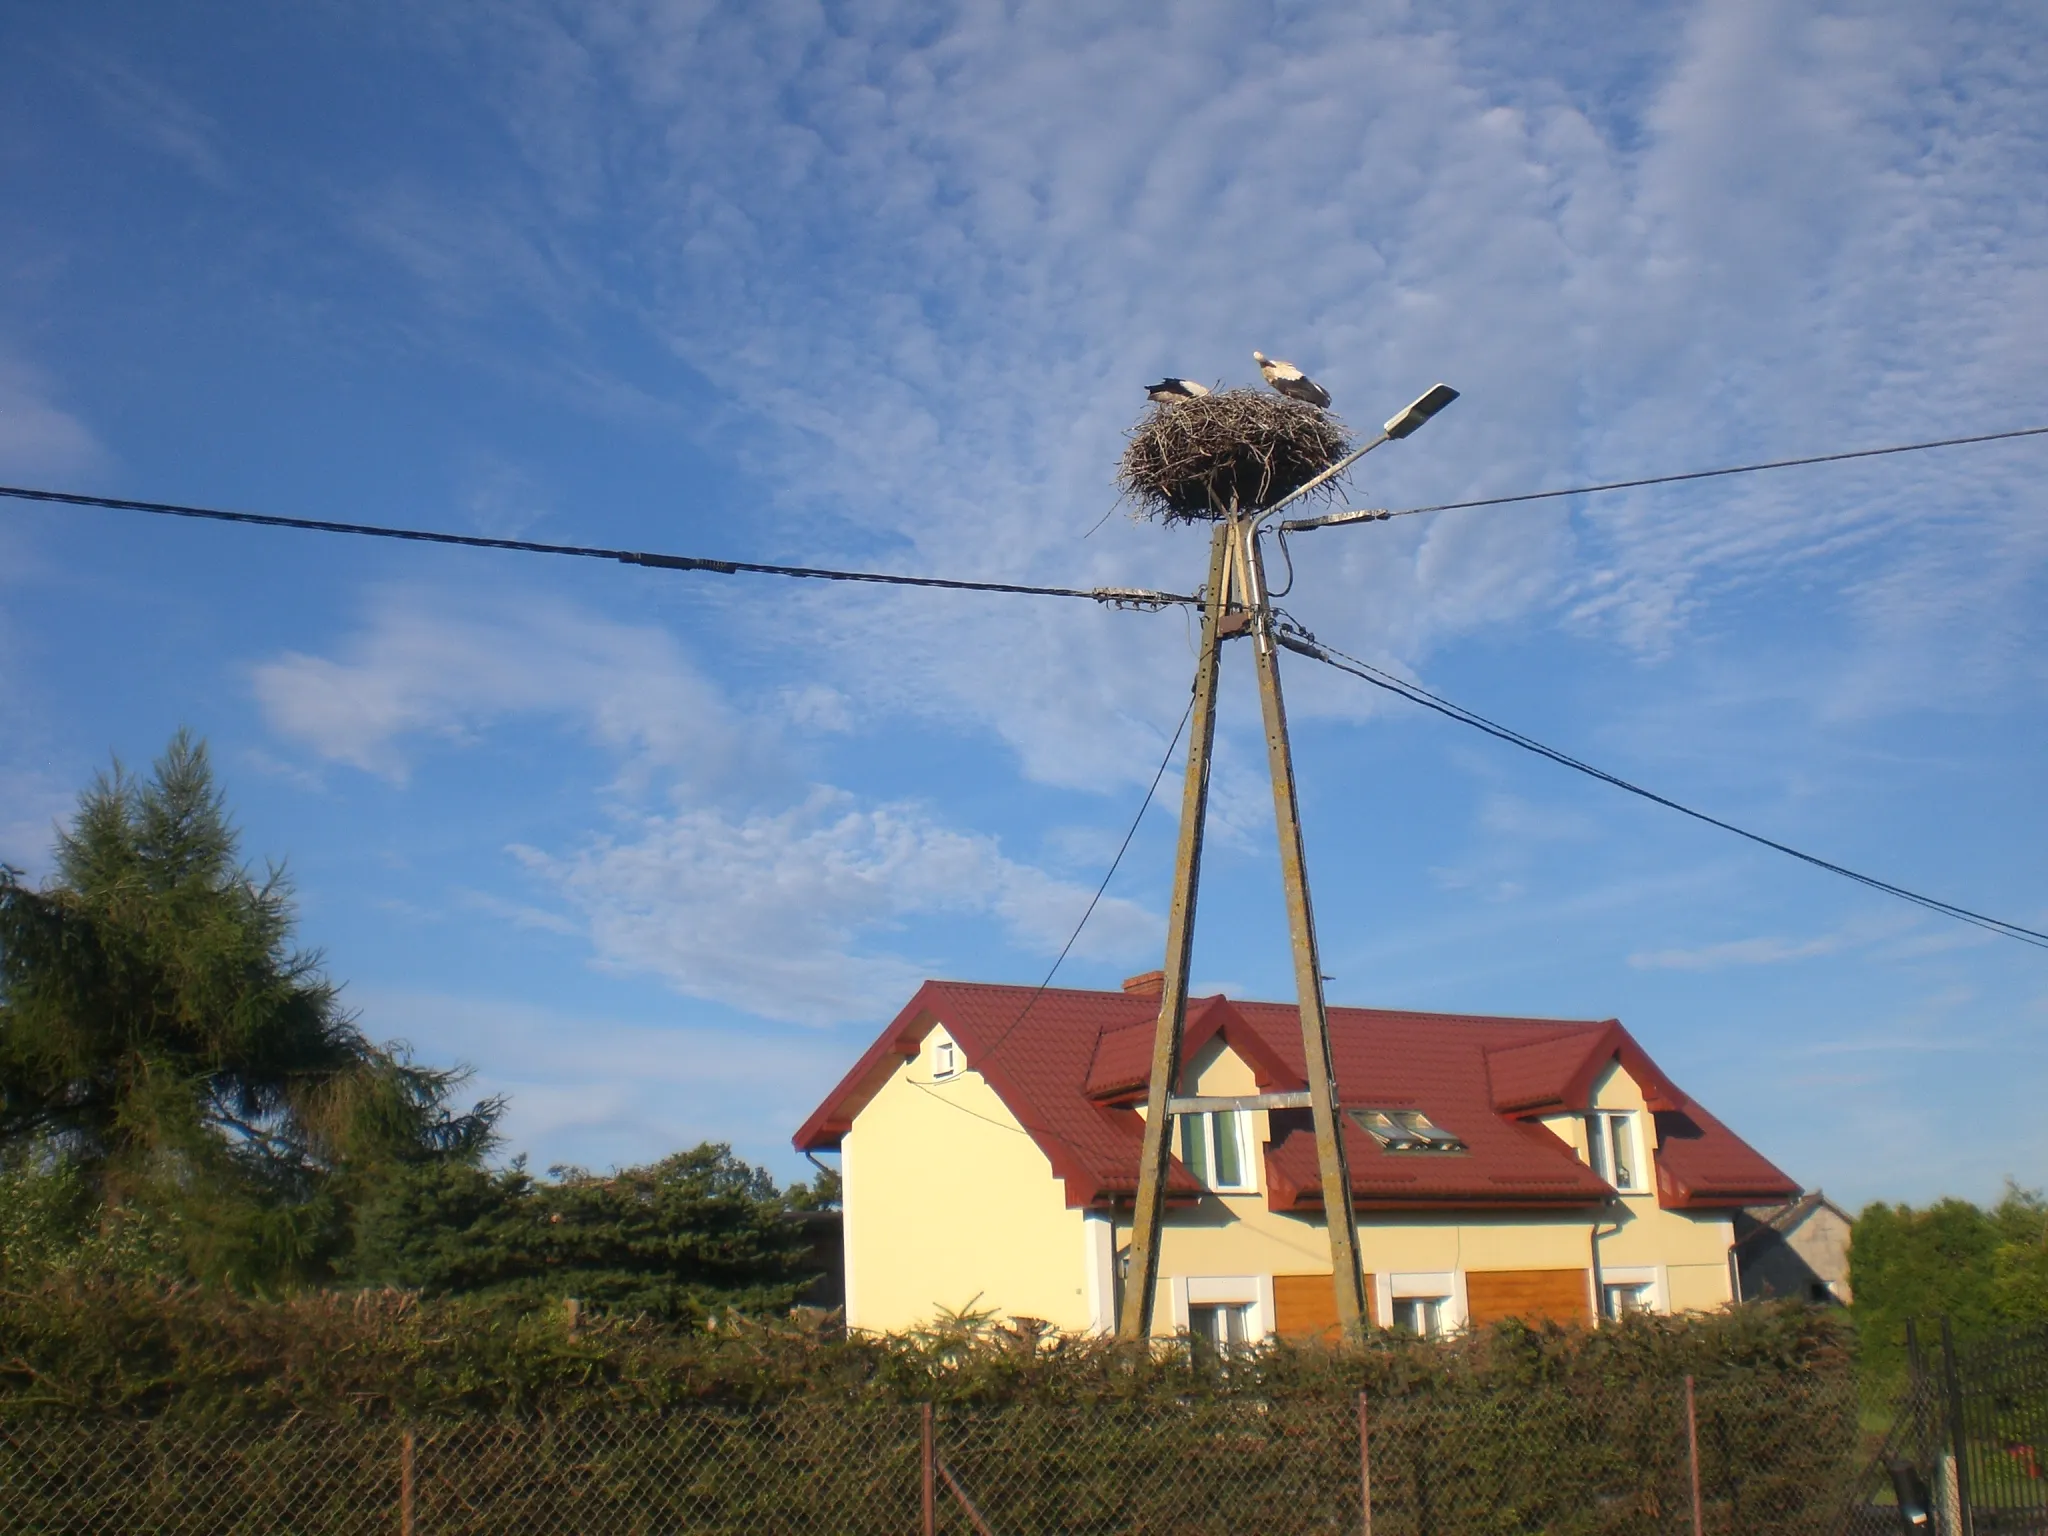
256;588;1161;1026
336;0;2048;797
252;587;759;788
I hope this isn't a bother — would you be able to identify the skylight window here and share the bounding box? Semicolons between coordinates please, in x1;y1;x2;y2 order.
1348;1108;1465;1153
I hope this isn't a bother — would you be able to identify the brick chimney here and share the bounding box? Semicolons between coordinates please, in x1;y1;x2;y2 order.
1120;970;1164;1000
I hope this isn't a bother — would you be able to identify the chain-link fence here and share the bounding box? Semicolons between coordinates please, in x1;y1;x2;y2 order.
0;1374;1861;1535
1841;1322;2048;1536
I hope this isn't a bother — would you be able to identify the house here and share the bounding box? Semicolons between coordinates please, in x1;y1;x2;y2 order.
794;975;1800;1341
1733;1191;1854;1304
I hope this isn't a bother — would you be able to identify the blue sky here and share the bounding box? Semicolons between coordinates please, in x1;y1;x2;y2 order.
1;1;2043;1207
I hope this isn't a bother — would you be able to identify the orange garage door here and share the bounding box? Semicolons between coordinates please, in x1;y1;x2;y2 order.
1272;1273;1341;1341
1464;1268;1592;1328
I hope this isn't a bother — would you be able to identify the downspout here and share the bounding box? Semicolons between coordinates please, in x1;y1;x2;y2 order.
1589;1198;1624;1324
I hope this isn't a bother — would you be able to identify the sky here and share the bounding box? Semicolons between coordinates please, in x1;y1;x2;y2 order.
1;0;2043;1208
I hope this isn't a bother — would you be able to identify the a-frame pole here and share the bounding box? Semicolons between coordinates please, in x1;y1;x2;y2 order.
1117;516;1237;1341
1241;522;1370;1339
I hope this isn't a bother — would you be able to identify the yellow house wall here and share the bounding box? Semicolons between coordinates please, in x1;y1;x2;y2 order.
1140;1041;1737;1333
841;1019;1095;1334
1579;1060;1736;1313
839;1026;1743;1336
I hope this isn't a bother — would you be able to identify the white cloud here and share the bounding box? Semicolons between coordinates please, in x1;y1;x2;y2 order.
0;354;102;480
512;786;1159;1027
356;989;852;1175
0;765;71;875
68;52;235;189
1629;932;1850;971
251;587;759;786
296;0;2032;835
1628;906;1942;972
257;589;1162;1026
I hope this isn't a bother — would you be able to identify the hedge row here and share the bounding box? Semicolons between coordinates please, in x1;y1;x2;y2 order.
0;1277;1850;1426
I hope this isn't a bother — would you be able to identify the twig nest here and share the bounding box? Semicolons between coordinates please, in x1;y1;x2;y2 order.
1119;389;1350;521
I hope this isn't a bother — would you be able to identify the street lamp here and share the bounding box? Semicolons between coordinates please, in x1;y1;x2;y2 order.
1255;382;1460;530
1384;382;1460;439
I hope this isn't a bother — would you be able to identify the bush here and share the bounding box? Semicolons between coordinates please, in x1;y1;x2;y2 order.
0;1276;1848;1427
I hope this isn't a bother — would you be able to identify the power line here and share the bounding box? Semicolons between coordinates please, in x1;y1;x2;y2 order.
1275;624;2048;950
1280;423;2048;531
0;483;1197;610
889;695;1197;1160
977;693;1198;1067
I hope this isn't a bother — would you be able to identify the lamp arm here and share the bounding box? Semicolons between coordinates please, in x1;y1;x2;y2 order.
1251;432;1390;531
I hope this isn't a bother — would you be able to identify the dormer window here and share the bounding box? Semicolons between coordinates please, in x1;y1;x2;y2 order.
1586;1110;1645;1193
1179;1110;1254;1192
1349;1108;1465;1153
932;1039;959;1079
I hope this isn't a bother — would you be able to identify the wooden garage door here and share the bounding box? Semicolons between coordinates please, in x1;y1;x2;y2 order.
1464;1268;1592;1328
1272;1273;1341;1341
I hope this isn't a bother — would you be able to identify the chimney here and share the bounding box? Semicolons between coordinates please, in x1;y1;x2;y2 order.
1121;970;1164;1000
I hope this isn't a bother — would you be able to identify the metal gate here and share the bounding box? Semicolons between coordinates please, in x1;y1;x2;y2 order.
1847;1321;2048;1536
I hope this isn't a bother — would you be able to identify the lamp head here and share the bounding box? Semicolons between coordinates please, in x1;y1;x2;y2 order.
1384;382;1459;440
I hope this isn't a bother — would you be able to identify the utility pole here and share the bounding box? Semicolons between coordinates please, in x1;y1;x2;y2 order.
1118;516;1234;1341
1115;382;1458;1345
1116;511;1366;1341
1241;516;1368;1334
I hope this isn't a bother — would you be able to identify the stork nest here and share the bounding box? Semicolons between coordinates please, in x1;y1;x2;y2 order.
1118;389;1351;522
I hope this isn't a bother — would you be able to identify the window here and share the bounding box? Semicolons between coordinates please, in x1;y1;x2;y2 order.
1586;1111;1645;1193
1349;1108;1465;1153
1188;1302;1252;1350
1602;1282;1652;1320
1179;1110;1253;1191
1392;1295;1449;1338
932;1039;959;1079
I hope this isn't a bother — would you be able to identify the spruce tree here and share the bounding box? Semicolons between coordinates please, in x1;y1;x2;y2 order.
0;731;499;1285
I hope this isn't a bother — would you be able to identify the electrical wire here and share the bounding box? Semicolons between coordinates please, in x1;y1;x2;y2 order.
1275;624;2048;950
0;483;1197;609
1281;423;2048;531
976;693;1197;1067
886;695;1197;1163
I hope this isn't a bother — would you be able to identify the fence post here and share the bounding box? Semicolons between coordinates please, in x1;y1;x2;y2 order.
1939;1318;1974;1536
1684;1376;1703;1536
1358;1390;1373;1536
399;1427;416;1536
922;1403;936;1536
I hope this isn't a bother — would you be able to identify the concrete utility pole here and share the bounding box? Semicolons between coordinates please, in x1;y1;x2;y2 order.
1115;383;1459;1345
1117;516;1233;1342
1116;510;1366;1342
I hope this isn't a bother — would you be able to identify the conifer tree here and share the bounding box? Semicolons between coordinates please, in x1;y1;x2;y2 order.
0;731;499;1285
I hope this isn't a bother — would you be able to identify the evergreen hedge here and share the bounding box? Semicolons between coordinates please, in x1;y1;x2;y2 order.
0;1277;1848;1426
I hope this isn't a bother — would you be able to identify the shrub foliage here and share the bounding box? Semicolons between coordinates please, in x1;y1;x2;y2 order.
0;1279;1846;1426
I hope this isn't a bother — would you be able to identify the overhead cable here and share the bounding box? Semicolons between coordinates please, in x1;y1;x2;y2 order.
977;693;1197;1067
900;693;1197;1158
1276;624;2048;950
1280;423;2048;532
0;484;1196;610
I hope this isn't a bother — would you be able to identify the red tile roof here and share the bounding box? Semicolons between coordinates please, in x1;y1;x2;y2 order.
794;981;1797;1214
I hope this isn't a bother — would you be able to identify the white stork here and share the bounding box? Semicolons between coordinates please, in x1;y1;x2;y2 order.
1252;351;1331;409
1146;378;1211;404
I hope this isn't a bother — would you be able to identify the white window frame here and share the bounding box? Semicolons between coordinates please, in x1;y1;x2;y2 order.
1172;1274;1271;1340
931;1037;959;1079
1386;1270;1462;1335
1598;1264;1661;1320
1586;1109;1647;1194
1391;1295;1450;1338
1179;1108;1257;1192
